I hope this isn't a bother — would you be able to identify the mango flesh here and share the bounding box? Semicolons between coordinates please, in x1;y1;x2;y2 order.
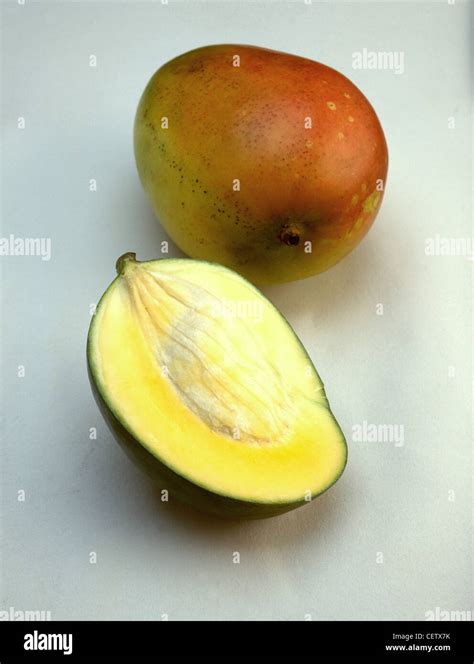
134;44;388;284
87;254;347;518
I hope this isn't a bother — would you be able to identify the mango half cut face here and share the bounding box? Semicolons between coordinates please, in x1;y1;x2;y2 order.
87;254;347;518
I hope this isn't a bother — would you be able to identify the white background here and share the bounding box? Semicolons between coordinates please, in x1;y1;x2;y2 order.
1;0;472;620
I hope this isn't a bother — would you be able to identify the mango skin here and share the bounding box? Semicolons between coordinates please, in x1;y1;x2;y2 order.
88;348;321;519
86;267;347;520
134;44;388;284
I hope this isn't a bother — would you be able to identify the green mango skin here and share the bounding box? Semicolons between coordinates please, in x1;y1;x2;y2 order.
134;44;388;284
87;359;311;519
86;259;348;520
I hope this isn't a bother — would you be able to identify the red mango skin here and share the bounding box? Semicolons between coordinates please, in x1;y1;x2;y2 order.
134;44;389;284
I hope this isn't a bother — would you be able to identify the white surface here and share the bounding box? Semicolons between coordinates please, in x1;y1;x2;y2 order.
1;1;472;620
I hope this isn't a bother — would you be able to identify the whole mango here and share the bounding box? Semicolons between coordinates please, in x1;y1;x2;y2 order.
134;44;388;284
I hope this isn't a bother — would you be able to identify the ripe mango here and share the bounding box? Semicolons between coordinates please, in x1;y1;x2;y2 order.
87;254;347;518
134;44;388;284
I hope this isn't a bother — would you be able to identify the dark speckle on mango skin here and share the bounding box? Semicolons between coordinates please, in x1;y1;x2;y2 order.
134;44;388;284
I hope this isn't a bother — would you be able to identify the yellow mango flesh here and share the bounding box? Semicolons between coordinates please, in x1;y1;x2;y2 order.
88;258;346;505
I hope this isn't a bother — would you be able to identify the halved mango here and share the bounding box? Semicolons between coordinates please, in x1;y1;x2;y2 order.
87;254;347;518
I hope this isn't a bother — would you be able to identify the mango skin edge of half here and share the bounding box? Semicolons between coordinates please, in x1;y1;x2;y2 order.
86;260;348;520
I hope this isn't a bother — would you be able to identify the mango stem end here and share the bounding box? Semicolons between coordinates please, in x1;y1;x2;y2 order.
116;252;138;275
